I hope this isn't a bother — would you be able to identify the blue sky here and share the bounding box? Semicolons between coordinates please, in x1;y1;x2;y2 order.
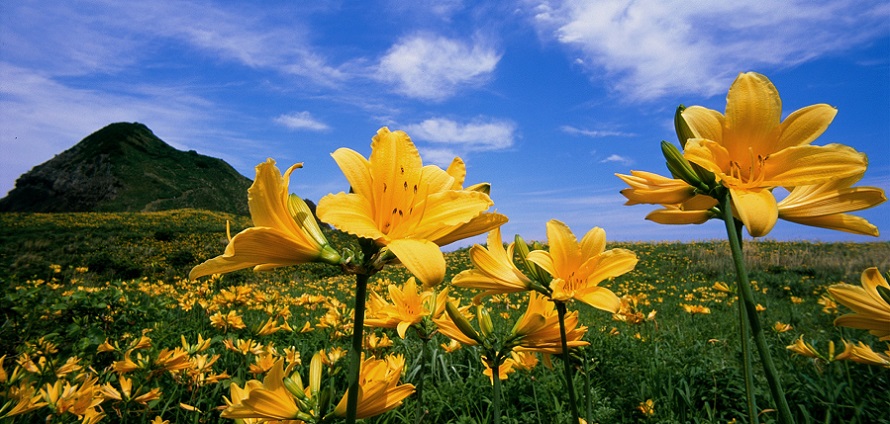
2;1;888;246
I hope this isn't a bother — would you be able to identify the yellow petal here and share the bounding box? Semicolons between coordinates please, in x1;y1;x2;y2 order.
730;188;778;237
724;72;782;156
574;286;621;313
426;212;508;247
778;186;886;218
392;190;492;240
544;220;581;277
684;138;732;180
776;104;837;150
445;157;467;189
763;143;867;187
317;192;386;241
330;147;374;201
369;128;424;231
189;227;322;280
580;249;639;287
578;227;606;260
387;239;446;287
526;251;555;278
681;106;725;143
645;209;713;225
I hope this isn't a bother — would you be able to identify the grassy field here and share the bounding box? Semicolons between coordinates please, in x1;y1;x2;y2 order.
1;210;888;423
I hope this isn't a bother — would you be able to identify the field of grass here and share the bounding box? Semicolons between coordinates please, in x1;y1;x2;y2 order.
1;210;888;423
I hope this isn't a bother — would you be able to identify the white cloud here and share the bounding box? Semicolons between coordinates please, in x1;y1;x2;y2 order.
377;34;501;100
274;112;330;132
405;118;516;151
600;154;633;165
529;0;889;101
561;125;636;138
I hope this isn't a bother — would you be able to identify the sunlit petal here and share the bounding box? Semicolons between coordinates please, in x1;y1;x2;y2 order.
730;188;778;237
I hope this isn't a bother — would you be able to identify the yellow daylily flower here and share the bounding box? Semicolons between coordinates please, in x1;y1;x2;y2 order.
527;220;637;312
682;72;868;237
190;159;340;281
777;174;886;236
317;127;506;286
452;227;534;297
616;170;697;205
220;359;304;421
512;292;589;354
829;267;890;341
644;194;719;225
365;277;431;338
846;341;890;368
333;355;416;419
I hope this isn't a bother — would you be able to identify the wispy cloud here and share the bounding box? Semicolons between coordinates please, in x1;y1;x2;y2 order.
376;34;502;101
529;1;889;101
404;117;516;166
561;125;636;138
600;154;633;166
274;112;330;132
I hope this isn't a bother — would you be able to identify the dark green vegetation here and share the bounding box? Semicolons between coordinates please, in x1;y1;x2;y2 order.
1;210;888;423
0;123;253;215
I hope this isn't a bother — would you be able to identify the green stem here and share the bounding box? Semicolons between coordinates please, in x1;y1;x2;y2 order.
492;362;502;424
345;273;370;424
556;301;581;424
719;193;795;424
414;337;429;424
733;220;759;424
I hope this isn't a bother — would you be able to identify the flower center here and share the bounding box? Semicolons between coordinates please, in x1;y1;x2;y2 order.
728;148;769;189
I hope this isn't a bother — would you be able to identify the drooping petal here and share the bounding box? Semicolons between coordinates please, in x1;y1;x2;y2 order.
645;209;713;225
580;249;639;287
730;187;778;237
723;72;782;157
779;214;879;237
776;104;837;150
426;212;509;247
387;238;446;287
684;138;732;180
778;186;886;218
526;250;556;279
681;106;725;144
189;227;323;280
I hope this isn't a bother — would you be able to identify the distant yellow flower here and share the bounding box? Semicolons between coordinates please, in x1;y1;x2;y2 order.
0;384;46;418
190;159;341;281
680;304;711;315
682;72;867;237
317;127;506;286
210;310;246;331
773;322;793;333
777;173;885;236
638;399;655;417
829;267;890;341
482;357;516;383
452;227;533;297
786;335;851;362
333;355;416;419
846;341;890;368
527;220;637;312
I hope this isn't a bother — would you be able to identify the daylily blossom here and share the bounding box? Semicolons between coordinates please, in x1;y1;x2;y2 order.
333;355;415;419
452;227;534;297
365;277;448;338
777;174;886;236
829;267;890;341
190;159;341;280
317;127;506;286
512;292;589;354
616;170;697;206
527;220;637;312
221;359;306;421
682;72;868;236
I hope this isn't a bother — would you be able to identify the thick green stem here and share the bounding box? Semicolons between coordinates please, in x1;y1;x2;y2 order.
345;273;370;424
556;301;580;424
414;337;429;424
719;194;795;424
733;220;759;424
492;362;502;424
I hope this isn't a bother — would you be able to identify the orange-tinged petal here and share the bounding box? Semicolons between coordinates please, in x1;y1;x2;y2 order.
723;72;782;157
681;105;725;144
776;103;837;150
645;209;713;225
427;212;508;247
391;190;492;240
544;220;581;277
781;214;879;237
581;249;639;287
579;227;606;261
730;188;778;237
684;138;732;180
387;238;446;287
369;128;424;232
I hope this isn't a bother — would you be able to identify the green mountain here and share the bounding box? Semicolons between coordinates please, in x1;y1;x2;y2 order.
0;122;253;215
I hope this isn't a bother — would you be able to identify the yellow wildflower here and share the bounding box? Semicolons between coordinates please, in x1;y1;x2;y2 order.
829;267;890;341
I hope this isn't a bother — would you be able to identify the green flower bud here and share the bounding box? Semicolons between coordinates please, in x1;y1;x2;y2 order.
674;105;695;148
445;301;482;344
661;141;705;191
477;305;494;337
